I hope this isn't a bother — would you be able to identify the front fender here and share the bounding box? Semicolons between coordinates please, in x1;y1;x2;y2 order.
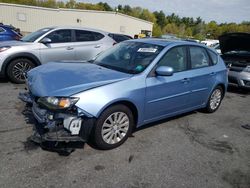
72;76;146;126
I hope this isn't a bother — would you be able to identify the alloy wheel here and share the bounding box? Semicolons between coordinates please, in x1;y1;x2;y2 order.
101;112;129;144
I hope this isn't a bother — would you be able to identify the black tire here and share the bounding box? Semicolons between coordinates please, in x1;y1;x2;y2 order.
94;104;134;150
7;58;35;84
205;86;223;113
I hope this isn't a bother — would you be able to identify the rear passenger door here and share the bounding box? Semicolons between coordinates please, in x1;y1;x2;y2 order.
73;30;105;61
187;46;216;107
39;29;75;63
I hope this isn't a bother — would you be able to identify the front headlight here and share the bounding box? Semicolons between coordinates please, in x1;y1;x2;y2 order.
0;46;11;52
37;97;79;110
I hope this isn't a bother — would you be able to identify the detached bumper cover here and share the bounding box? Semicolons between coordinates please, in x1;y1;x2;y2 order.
19;92;95;143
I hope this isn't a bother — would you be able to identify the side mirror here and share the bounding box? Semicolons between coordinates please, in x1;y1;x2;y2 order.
155;66;174;76
40;37;51;44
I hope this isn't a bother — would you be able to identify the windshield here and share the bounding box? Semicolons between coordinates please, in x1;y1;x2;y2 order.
94;41;163;74
21;28;53;42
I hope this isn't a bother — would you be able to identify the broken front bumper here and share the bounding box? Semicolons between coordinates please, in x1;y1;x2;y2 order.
19;92;95;143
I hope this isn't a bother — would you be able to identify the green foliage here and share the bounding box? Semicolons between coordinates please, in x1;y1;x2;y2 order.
1;0;250;39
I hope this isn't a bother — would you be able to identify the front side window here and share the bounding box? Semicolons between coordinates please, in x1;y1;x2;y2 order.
157;46;187;72
94;42;163;74
46;29;72;43
190;46;209;69
75;30;104;42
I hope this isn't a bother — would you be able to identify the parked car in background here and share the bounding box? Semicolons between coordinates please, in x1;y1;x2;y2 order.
0;24;22;41
0;26;115;83
201;39;219;47
211;43;221;54
19;39;228;150
219;33;250;90
108;33;132;44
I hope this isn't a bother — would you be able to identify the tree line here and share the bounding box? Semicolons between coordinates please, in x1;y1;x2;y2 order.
1;0;249;40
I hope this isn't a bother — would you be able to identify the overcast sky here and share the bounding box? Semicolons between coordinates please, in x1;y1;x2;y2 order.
79;0;250;23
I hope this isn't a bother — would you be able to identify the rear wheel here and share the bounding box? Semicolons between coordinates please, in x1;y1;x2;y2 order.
205;86;223;113
94;104;134;150
7;58;35;84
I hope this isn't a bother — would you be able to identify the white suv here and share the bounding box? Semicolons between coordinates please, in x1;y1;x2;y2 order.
0;26;115;83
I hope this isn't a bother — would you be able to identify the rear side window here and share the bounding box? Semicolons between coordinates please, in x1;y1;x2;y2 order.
157;46;188;72
0;27;5;33
114;35;131;42
46;29;72;43
190;46;209;69
75;30;104;42
207;50;218;65
108;34;132;43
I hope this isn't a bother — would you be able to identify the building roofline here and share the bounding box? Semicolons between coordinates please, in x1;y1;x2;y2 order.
0;2;153;25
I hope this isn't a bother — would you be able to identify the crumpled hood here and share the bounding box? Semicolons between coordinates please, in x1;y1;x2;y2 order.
219;33;250;54
0;40;32;47
27;62;132;97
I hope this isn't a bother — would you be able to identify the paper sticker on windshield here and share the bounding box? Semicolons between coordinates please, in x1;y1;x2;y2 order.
137;48;157;53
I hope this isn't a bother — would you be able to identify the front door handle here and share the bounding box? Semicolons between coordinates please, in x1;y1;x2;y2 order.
181;78;190;83
94;45;101;48
67;47;74;50
210;72;216;76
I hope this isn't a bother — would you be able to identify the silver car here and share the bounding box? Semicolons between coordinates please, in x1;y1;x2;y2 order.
0;26;115;83
219;33;250;90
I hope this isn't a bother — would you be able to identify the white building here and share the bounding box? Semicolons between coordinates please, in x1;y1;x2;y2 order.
0;3;153;36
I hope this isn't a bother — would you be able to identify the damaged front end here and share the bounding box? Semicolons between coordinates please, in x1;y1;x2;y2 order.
19;92;95;144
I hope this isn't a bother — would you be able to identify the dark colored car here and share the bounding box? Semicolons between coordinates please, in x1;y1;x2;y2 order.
108;33;132;44
219;33;250;90
0;24;22;41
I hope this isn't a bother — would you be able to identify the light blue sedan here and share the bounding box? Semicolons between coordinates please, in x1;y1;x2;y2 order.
19;39;228;150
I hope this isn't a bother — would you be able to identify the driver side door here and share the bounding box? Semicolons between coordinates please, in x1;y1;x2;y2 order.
39;29;75;63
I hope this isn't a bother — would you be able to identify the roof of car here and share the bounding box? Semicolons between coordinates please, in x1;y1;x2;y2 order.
50;26;109;34
129;38;204;47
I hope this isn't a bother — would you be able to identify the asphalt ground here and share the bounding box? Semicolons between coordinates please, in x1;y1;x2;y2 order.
0;78;249;188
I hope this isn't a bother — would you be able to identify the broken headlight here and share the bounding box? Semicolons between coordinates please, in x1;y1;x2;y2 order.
37;97;79;110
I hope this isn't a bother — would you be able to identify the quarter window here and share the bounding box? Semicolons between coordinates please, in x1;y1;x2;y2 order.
207;50;218;65
75;30;104;42
190;46;209;69
46;29;72;43
157;46;187;72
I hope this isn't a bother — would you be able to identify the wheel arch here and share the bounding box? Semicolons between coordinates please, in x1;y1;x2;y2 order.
2;52;41;76
97;100;139;128
216;83;226;98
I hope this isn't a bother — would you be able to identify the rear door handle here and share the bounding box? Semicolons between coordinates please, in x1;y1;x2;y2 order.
210;72;216;76
94;45;101;48
67;47;74;50
181;78;190;83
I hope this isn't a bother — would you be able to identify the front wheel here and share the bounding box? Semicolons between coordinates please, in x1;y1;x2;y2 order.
205;86;223;113
7;58;35;84
94;105;134;150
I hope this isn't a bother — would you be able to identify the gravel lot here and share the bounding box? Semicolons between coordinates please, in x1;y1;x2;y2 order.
0;78;249;188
